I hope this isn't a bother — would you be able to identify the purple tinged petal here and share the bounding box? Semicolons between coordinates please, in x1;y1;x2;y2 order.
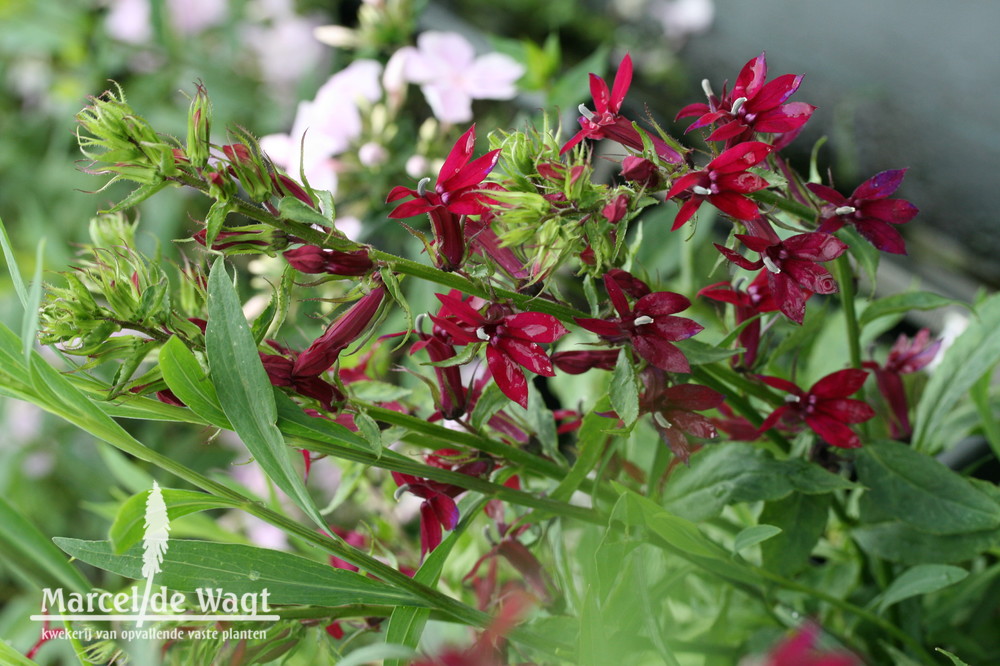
853;169;907;199
663;384;726;411
635;291;690;316
770;273;808;324
860;198;919;224
441;149;501;192
818;398;877;424
650;315;704;341
805;413;863;448
503;312;568;343
752;102;816;133
783;232;848;261
810;368;869;399
575;317;625;338
783;259;838;294
419;502;443;556
428;493;460;530
806;182;847;205
603;273;632;319
855;219;908;254
749;74;804;110
666;410;719;439
487;344;529;408
633;334;691;373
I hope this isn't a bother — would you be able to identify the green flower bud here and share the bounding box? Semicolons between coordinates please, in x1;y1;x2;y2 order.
186;82;212;168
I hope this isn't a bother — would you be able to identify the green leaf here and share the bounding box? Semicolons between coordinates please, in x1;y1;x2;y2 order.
469;382;508;430
733;525;782;554
0;640;40;666
852;521;999;565
102;179;169;213
859;291;960;328
0;495;90;594
205;258;325;529
379;268;412;352
672;338;739;365
203;199;234;250
936;648;972;666
913;292;1000;452
760;493;830;575
349;380;411;404
54;538;425;607
109;488;241;554
552;402;615;502
872;564;968;613
841;226;880;290
22;238;45;362
0;214;29;308
422;342;480;367
159;335;231;428
384;496;489;666
277;197;357;251
610;352;639;427
662;443;852;521
855;440;1000;535
353;409;383;458
339;645;419;666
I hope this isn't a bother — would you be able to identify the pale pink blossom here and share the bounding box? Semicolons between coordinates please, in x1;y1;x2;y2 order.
244;15;326;90
399;32;524;124
104;0;227;44
651;0;715;41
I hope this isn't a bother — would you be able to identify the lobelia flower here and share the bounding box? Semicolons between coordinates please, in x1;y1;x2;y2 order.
560;53;684;163
698;271;780;369
292;284;387;377
620;155;663;189
863;328;941;439
757;369;876;449
676;51;815;147
715;232;847;324
640;368;725;463
393;449;493;557
576;273;702;374
429;291;568;408
387;125;502;271
551;349;620;375
283;245;374;276
410;324;469;420
395;31;524;124
666;141;773;229
807;169;919;254
753;621;862;666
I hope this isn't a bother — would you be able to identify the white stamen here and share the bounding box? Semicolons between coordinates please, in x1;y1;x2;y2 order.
416;177;431;197
763;256;782;274
692;185;713;196
784;394;801;404
393;484;411;501
475;327;491;342
834;205;857;216
653;412;673;429
701;78;714;100
578;104;595;121
730;96;748;115
633;315;655;326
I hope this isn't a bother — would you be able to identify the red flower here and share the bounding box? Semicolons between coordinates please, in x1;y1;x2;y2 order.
393;450;493;557
698;271;780;368
807;169;919;255
283;245;373;276
758;369;876;449
666;141;774;229
292;284;387;377
410;325;469;420
640;369;725;463
387;125;501;270
551;349;620;374
676;51;815;147
560;53;683;163
759;621;862;666
575;273;702;374
620;155;663;188
863;328;941;439
430;292;568;408
715;232;846;324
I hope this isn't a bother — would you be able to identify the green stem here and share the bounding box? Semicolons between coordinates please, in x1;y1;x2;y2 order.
749;189;817;222
833;254;862;370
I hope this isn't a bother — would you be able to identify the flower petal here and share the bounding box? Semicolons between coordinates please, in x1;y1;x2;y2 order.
575;317;625;338
633;334;691;373
497;337;554;376
503;312;569;343
805;413;863;448
487;344;529;408
853;168;907;199
810;368;869;399
636;291;690;316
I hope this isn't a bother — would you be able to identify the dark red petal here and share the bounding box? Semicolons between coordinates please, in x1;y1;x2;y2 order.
386;185;419;202
698;282;747;306
667;172;705;199
428;493;460;530
435;292;485;327
688;109;731;131
733;52;767;99
438;125;477;184
388;198;435;219
716;171;770;194
855;219;908;254
428;314;478;345
735;234;774;253
675;102;711;121
758;374;802;394
715;243;763;271
603;272;632;319
589;72;612;114
811;368;869;399
487;344;529;408
663;384;726;411
770;273;808;323
503;312;569;343
705;119;750;142
782;259;839;294
806;182;847;205
559;127;591;155
708;141;774;173
420;502;444;556
666;410;718;439
442;149;501;192
610;53;633;113
650;315;703;342
497;337;554;376
671;199;703;230
818;398;877;424
860;198;919;224
783;232;848;261
805;413;863;448
635;291;690;316
633;335;691;374
574;317;624;338
750;74;804;109
757;404;789;433
710;191;761;221
853;168;907;200
752;102;815;133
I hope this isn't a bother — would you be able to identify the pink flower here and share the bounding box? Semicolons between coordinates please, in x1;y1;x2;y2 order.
576;273;703;374
757;621;862;666
698;271;780;368
758;370;876;449
807;169;919;255
676;51;815;147
640;369;725;463
666;141;773;229
396;32;524;124
864;329;941;439
561;53;683;163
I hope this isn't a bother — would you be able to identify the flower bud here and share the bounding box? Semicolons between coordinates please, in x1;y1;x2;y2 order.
620;155;663;188
186;82;212;168
602;193;629;224
192;226;277;254
283;245;374;276
222;134;275;202
293;284;388;377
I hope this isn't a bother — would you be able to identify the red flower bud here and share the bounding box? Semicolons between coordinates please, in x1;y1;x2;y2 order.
293;285;387;377
283;245;374;276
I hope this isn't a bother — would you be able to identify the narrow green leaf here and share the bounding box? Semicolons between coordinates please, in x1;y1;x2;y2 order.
0;641;39;666
761;493;830;575
970;370;1000;461
610;352;638;427
672;338;739;365
278;197;357;251
109;488;241;554
101;179;169;213
859;290;961;328
552;403;614;502
379;268;412;352
733;525;782;554
0;215;28;308
855;440;1000;535
469;382;507;430
0;495;91;594
354;409;383;458
205;258;325;529
852;521;999;565
203;199;234;250
936;649;972;666
422;342;480;368
22;239;45;362
913;292;1000;452
159;335;231;428
873;564;968;613
54;538;426;608
841;226;880;290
